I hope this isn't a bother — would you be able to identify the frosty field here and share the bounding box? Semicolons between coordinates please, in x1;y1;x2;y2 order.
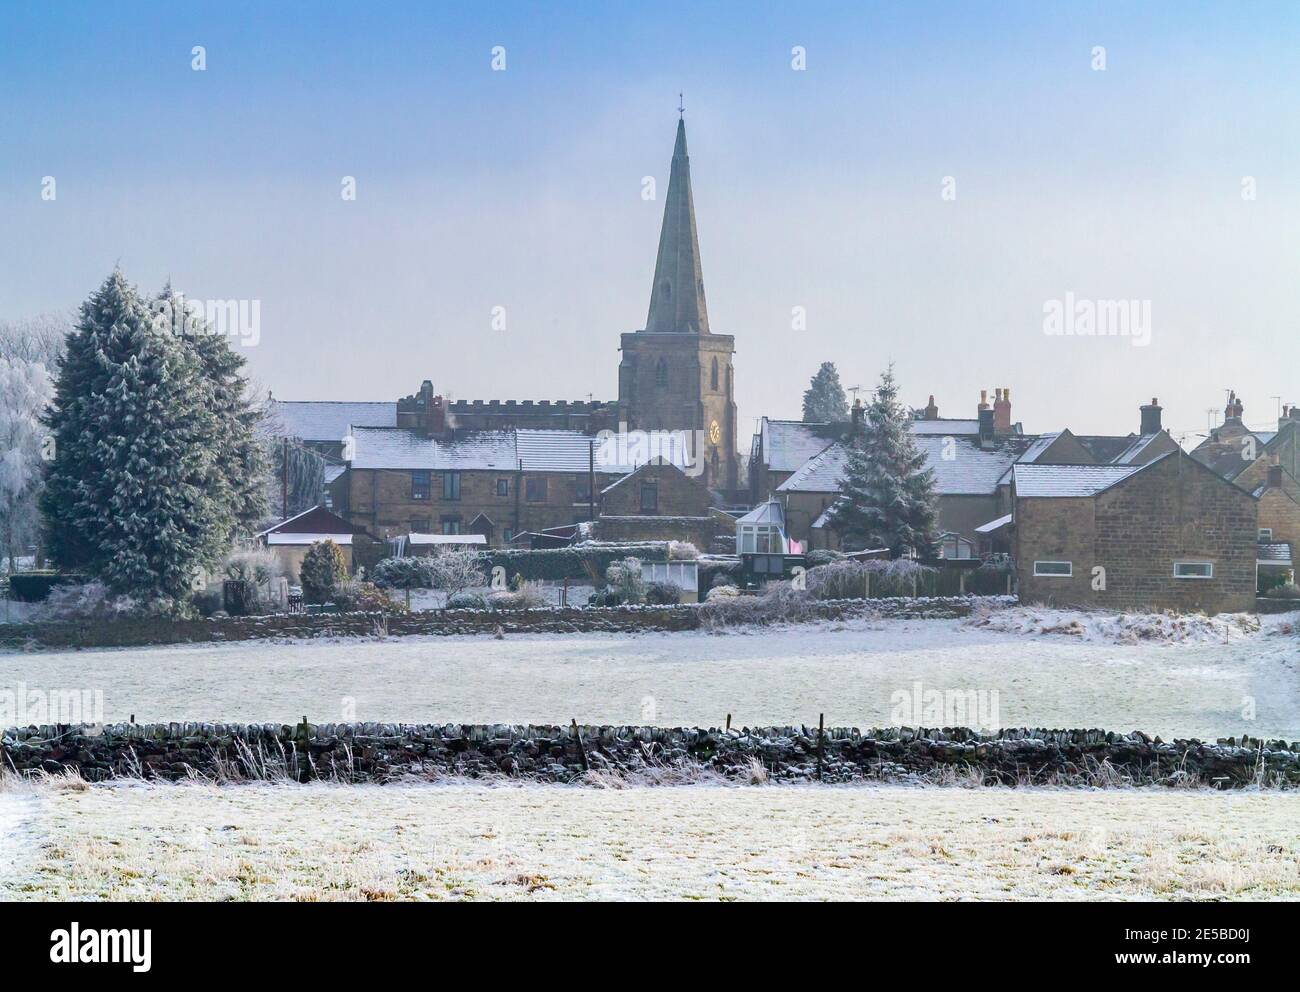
3;779;1298;901
3;613;1298;739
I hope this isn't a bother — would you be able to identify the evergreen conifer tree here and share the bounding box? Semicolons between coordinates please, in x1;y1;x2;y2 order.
827;365;938;557
802;362;850;423
41;270;229;600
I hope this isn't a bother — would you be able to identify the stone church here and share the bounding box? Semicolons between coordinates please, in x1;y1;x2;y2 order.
270;115;741;541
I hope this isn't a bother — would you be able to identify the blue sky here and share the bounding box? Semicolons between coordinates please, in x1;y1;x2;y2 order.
2;1;1298;439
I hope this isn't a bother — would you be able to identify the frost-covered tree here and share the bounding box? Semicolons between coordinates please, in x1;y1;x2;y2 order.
827;365;938;558
300;538;347;603
0;355;55;570
802;361;850;423
427;549;487;599
40;270;230;600
158;286;268;536
0;315;69;570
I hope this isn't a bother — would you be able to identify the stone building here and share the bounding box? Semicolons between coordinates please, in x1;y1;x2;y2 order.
617;117;739;495
269;115;743;536
775;394;1178;556
1192;392;1300;492
1012;450;1258;613
592;459;718;549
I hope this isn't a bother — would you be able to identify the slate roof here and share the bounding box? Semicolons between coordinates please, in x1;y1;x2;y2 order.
777;434;1037;496
909;419;981;435
756;419;842;473
1074;434;1140;464
1112;433;1162;465
348;427;689;475
269;400;396;442
1011;462;1144;497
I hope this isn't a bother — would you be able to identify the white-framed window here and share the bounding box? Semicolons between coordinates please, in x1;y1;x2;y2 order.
1173;561;1213;579
1033;560;1072;577
1259;528;1273;542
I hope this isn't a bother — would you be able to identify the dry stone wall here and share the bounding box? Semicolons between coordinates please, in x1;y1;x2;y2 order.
4;721;1295;788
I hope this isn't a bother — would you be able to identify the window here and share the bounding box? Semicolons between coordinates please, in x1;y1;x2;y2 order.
1033;561;1072;577
495;478;509;497
1260;528;1273;542
575;476;592;504
409;517;430;533
442;472;461;501
640;483;658;513
440;516;461;535
655;358;668;388
411;470;431;500
1174;561;1214;579
710;357;719;390
525;477;547;502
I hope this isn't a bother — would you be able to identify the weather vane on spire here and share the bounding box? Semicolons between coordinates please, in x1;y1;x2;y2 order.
678;92;684;119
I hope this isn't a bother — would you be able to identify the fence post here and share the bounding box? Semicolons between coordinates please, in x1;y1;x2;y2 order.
959;570;966;596
817;712;825;781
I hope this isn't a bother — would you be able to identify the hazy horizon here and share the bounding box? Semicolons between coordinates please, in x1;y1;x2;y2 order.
3;1;1298;445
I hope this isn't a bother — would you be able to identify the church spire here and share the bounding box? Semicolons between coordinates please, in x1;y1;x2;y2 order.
644;114;709;334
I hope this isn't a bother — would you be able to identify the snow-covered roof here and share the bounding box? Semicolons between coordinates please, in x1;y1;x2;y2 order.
407;533;488;546
757;419;840;473
323;464;346;484
267;532;353;546
737;499;785;528
1112;433;1161;465
1015;432;1061;464
1012;463;1143;497
909;419;981;435
269;400;396;442
975;513;1013;534
348;426;691;475
779;435;1034;497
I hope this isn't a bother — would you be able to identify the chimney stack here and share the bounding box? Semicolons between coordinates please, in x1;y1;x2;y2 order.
992;387;1012;434
978;407;995;448
1224;390;1244;423
1140;397;1162;436
923;394;939;420
850;397;865;436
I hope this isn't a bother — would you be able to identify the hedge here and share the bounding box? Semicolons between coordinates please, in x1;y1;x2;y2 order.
7;572;88;602
477;544;671;582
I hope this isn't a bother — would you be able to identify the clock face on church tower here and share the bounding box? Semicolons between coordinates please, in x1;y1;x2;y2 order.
709;420;721;445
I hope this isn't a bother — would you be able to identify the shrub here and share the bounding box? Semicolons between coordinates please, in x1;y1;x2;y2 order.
192;587;224;617
478;543;670;583
668;541;700;560
604;557;646;605
224;548;282;586
372;556;432;591
37;580;179;620
8;572;87;602
332;580;404;613
805;557;938;600
446;591;489;610
699;581;816;630
710;571;738;589
427;550;488;598
300;540;347;604
645;580;681;605
705;584;739;601
489;582;545;610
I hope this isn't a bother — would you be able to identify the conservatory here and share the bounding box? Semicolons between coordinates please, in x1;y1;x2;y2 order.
735;499;788;555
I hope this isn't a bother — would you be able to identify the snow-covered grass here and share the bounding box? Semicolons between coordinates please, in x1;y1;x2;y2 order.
965;605;1265;644
3;613;1297;739
5;780;1298;900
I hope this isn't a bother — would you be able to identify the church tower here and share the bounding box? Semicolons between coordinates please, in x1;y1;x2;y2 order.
617;114;738;495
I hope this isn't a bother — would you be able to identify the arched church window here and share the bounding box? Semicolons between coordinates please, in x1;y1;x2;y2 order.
710;357;719;390
655;358;667;388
